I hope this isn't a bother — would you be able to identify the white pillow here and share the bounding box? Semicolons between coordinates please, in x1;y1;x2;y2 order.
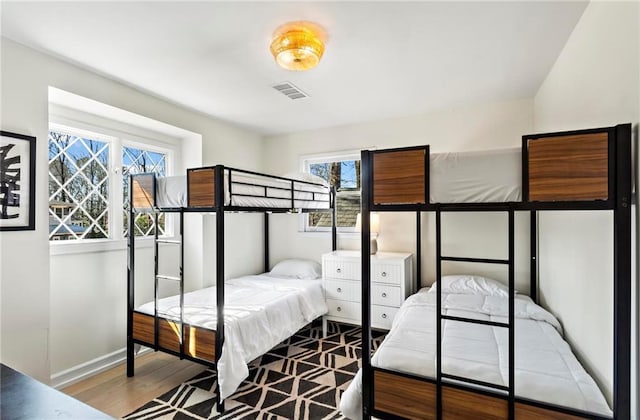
428;275;509;297
282;172;329;187
269;259;322;279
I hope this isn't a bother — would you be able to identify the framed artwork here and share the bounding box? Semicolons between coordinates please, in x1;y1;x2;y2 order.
0;131;36;231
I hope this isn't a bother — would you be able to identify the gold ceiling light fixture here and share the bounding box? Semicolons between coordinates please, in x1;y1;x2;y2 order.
270;21;326;71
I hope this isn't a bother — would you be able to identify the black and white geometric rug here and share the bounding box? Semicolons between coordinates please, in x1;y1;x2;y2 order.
124;321;384;420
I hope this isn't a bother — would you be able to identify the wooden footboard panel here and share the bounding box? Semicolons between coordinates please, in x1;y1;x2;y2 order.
187;167;216;207
372;147;428;205
132;311;216;363
525;131;610;202
131;174;155;209
373;370;436;419
515;403;584;420
372;369;589;420
442;386;507;419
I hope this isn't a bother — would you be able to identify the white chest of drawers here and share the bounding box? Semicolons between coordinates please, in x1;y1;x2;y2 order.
321;250;413;334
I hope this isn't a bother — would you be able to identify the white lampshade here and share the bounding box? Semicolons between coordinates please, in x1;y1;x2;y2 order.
355;213;380;254
355;213;380;234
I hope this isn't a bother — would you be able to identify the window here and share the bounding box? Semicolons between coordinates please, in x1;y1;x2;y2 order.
122;145;166;237
48;126;171;242
48;130;110;240
302;153;361;232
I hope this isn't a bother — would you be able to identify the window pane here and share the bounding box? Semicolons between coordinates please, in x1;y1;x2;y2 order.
308;159;360;230
48;130;110;240
340;160;358;189
308;191;360;228
122;146;167;237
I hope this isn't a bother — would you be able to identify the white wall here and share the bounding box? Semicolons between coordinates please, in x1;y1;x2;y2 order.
263;98;534;289
46;101;200;382
533;1;639;412
0;38;265;384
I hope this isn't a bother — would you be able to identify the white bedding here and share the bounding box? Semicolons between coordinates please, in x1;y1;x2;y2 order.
340;288;611;419
430;147;521;203
155;171;330;209
136;274;328;400
152;148;521;209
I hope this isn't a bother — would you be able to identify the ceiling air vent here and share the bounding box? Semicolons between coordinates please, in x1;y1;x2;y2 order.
272;82;309;100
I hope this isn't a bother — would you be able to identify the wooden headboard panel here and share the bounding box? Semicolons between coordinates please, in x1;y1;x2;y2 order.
187;167;216;207
131;174;155;209
524;131;610;202
372;146;428;205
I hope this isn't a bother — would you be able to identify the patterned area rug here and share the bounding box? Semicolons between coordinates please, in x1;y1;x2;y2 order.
124;321;384;420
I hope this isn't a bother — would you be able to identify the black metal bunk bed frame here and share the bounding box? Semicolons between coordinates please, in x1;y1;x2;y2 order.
126;165;337;411
360;123;632;420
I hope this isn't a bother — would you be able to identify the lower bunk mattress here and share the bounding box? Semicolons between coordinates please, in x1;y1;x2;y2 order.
135;274;328;400
340;286;612;419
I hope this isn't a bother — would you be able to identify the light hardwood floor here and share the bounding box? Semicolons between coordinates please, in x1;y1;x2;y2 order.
62;352;206;418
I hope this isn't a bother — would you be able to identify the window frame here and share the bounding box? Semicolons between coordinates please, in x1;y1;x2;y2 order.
49;108;178;255
48;123;116;243
299;150;362;234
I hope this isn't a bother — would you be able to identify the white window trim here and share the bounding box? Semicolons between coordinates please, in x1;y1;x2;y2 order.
48;236;185;256
49;107;179;255
299;149;363;235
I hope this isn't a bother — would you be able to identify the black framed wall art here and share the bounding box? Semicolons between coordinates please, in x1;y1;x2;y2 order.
0;131;36;231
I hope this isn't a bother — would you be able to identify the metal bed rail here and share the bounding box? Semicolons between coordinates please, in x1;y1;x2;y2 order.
186;165;333;212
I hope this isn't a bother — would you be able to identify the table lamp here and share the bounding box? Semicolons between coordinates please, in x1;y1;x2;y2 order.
356;212;380;254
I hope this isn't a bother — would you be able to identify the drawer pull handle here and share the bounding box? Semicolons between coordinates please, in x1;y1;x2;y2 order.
336;268;342;273
382;313;387;319
381;272;387;277
337;288;342;293
337;306;342;312
382;292;387;298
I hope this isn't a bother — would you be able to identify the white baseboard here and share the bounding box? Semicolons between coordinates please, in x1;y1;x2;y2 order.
50;346;151;390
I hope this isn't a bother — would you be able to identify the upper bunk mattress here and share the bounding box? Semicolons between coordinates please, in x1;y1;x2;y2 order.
153;148;520;208
154;171;330;209
430;148;521;203
136;274;327;400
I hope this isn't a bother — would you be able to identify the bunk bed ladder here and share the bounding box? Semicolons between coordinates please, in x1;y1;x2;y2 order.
153;211;185;358
435;204;516;419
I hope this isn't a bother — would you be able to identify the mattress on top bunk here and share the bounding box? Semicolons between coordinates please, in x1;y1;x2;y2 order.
154;172;330;209
136;274;327;400
430;147;521;203
156;175;186;207
339;285;611;419
154;148;521;208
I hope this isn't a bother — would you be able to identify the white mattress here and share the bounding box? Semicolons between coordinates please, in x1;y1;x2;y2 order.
430;148;521;203
152;148;521;208
340;289;611;419
154;171;330;209
136;274;328;400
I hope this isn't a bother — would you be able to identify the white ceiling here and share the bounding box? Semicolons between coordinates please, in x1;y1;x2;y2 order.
1;1;587;136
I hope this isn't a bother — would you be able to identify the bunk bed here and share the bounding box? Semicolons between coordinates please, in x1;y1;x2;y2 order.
345;124;631;420
126;165;337;411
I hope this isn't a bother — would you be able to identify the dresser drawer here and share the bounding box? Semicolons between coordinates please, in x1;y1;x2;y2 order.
326;299;361;321
371;284;401;307
372;305;399;330
325;279;361;302
325;259;361;280
372;263;401;285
